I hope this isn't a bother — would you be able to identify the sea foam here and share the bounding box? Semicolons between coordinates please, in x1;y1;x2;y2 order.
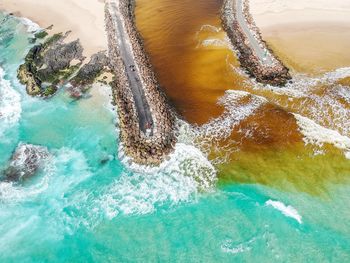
196;90;267;140
0;67;22;139
266;200;302;224
294;113;350;159
17;17;40;33
99;142;217;219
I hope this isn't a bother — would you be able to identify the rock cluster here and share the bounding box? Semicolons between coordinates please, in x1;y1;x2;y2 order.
2;143;49;182
69;51;109;98
18;32;84;97
105;0;176;165
221;0;291;86
18;32;109;98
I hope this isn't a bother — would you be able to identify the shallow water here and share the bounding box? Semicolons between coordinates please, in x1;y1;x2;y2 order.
1;2;350;262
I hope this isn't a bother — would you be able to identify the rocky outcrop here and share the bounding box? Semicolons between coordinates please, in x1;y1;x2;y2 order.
68;51;109;98
2;143;49;182
221;0;291;86
18;32;109;98
105;0;176;165
18;32;84;97
71;51;108;87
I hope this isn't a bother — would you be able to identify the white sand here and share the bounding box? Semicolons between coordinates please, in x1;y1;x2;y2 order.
250;0;350;28
0;0;107;57
249;0;350;73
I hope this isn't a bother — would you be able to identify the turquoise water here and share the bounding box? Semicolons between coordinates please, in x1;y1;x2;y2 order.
1;13;350;262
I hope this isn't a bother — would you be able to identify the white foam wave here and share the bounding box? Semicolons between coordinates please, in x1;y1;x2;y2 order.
100;142;216;219
0;177;48;203
17;17;40;33
199;38;229;48
0;67;22;138
253;67;350;98
221;237;256;255
0;147;91;203
266;199;302;224
0;148;53;203
196;90;267;139
294;113;350;159
198;24;221;33
334;85;350;104
249;67;350;137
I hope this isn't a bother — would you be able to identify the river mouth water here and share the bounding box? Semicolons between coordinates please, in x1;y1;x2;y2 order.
136;0;350;193
1;3;350;261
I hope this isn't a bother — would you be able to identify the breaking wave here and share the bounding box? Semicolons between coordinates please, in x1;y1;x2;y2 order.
294;113;350;159
265;199;302;224
195;90;267;140
0;147;90;204
96;141;216;220
0;66;21;139
17;17;40;33
250;67;350;137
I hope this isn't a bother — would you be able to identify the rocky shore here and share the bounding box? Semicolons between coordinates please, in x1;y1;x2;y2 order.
221;0;291;86
2;143;49;182
18;31;109;98
105;0;176;165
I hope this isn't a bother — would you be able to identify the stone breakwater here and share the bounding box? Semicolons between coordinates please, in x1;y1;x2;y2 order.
105;0;176;165
221;0;291;86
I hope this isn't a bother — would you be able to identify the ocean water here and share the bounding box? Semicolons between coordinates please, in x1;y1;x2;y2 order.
1;11;350;263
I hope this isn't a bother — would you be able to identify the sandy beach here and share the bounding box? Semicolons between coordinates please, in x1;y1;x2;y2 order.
249;0;350;74
0;0;107;57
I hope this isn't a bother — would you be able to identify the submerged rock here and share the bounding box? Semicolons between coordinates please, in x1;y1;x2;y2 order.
3;143;50;182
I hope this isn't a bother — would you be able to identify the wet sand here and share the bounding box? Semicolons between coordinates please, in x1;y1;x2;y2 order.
262;23;350;74
250;0;350;74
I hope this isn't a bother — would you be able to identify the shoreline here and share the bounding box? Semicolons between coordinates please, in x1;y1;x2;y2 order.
0;0;107;57
249;0;350;74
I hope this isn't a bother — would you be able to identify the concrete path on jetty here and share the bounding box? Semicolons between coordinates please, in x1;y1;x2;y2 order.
108;0;153;135
221;0;291;86
235;0;273;65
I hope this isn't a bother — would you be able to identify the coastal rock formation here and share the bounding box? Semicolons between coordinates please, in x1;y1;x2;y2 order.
18;32;109;98
221;0;291;86
18;32;84;97
71;51;108;87
3;143;49;182
69;51;109;98
105;0;176;165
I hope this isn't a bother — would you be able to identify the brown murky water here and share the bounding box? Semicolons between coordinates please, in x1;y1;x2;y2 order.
135;0;350;193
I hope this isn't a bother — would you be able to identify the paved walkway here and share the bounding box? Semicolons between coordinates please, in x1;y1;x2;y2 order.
108;0;154;135
235;0;273;65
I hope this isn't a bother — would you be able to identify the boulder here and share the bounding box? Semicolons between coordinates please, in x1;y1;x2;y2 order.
3;143;49;182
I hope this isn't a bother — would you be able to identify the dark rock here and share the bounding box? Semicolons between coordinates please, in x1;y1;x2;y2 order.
3;143;50;182
17;33;84;97
71;51;108;87
68;51;108;97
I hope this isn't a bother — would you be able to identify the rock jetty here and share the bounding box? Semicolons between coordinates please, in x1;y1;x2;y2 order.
105;0;176;165
221;0;291;86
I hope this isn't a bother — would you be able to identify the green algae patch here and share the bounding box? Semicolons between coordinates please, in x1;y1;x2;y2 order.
17;32;84;97
34;30;48;39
